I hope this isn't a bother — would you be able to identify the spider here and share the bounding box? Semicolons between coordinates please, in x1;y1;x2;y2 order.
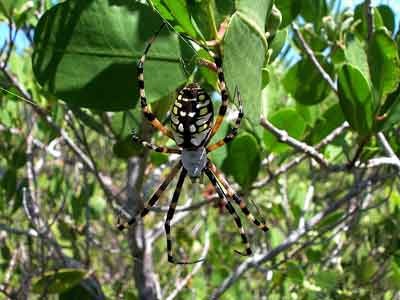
118;24;269;264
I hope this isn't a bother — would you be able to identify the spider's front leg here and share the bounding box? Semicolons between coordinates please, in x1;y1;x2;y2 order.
137;23;175;142
207;88;243;152
132;133;181;154
208;51;229;140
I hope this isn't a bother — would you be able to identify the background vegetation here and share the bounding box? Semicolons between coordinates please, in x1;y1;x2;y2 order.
1;0;400;299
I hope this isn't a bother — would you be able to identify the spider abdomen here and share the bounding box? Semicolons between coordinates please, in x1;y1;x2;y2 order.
170;83;214;149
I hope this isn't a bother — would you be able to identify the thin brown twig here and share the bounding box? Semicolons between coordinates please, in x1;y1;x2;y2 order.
260;116;329;168
253;122;350;188
292;24;337;94
211;172;391;299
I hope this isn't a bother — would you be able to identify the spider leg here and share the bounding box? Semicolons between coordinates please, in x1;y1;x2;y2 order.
204;167;252;256
207;161;269;232
207;51;229;140
132;134;181;154
207;88;243;152
117;161;182;230
137;23;175;141
165;168;205;265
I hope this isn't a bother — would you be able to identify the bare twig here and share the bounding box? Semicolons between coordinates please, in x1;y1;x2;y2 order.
260;116;329;168
292;24;337;94
365;0;373;41
211;172;389;298
253;122;350;188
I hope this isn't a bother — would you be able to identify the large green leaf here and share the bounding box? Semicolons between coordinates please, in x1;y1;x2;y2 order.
344;38;370;82
0;0;25;19
223;0;270;124
187;0;235;41
300;0;328;31
149;0;198;37
268;28;288;62
275;0;300;28
283;56;333;105
224;133;261;189
32;268;87;294
32;0;193;111
376;5;395;33
263;108;306;153
368;29;400;102
337;64;374;136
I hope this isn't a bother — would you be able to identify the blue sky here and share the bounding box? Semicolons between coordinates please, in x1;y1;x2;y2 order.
0;0;399;52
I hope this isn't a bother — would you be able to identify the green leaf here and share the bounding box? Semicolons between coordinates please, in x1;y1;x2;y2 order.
309;103;345;144
337;64;374;136
263;108;306;154
354;4;384;40
368;29;400;101
150;152;169;166
113;135;143;159
208;121;229;169
275;0;300;28
268;28;288;63
344;38;370;82
0;0;25;19
149;0;198;37
187;0;235;41
223;0;269;124
287;261;304;284
380;86;400;131
32;268;87;294
315;271;338;290
376;5;395;33
300;0;328;31
224;133;261;189
32;0;193;111
283;56;333;105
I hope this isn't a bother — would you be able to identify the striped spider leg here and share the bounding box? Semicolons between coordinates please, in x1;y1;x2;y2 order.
206;87;244;152
207;161;269;233
117;161;182;230
204;167;252;256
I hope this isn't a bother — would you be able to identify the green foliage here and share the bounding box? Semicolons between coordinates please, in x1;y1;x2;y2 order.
1;0;400;299
32;0;193;110
337;63;374;136
31;268;87;294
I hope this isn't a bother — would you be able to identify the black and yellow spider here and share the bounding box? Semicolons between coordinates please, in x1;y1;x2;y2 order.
118;25;268;264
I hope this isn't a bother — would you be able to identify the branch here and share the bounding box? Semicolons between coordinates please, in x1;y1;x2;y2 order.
211;172;389;298
260;116;329;168
365;0;373;41
254;122;350;188
292;24;337;94
376;132;400;171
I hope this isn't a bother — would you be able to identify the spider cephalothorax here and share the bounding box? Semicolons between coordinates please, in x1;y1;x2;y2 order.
118;24;268;264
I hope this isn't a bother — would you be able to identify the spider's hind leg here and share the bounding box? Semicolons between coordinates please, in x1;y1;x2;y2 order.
207;161;269;232
165;168;206;264
204;167;252;256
